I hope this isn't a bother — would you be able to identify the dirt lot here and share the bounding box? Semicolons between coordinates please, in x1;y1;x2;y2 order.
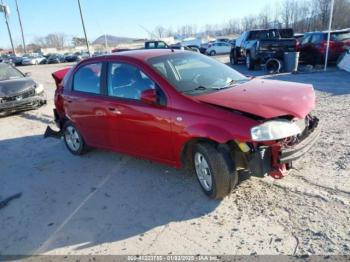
1;56;350;256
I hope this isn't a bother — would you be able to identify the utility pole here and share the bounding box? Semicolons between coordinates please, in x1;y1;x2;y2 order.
104;33;108;53
324;0;335;71
0;0;15;55
15;0;26;54
77;0;90;56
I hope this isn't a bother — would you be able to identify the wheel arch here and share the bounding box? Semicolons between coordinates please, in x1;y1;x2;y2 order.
180;137;243;173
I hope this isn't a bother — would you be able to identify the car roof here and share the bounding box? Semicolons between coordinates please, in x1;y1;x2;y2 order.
305;29;350;34
104;49;187;61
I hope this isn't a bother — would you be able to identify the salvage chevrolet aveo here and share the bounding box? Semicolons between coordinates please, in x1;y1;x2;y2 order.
49;49;319;199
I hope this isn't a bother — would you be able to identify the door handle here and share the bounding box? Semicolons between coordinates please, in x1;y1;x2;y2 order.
67;99;76;103
108;107;121;115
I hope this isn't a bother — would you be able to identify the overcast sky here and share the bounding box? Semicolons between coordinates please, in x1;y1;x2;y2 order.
0;0;282;48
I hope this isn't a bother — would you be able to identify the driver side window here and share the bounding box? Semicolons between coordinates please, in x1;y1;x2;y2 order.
107;62;155;100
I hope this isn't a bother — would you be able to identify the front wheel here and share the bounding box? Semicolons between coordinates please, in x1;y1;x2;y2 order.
209;50;216;56
63;122;87;155
193;143;237;199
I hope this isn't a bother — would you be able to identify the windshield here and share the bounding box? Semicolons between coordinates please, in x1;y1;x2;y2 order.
0;64;24;81
147;52;247;95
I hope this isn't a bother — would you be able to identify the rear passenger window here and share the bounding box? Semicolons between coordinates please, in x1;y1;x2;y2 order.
108;62;155;100
311;34;323;43
301;35;311;45
73;63;102;94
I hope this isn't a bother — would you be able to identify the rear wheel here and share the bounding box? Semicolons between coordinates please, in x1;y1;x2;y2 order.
230;50;238;65
63;122;87;155
246;53;255;70
193;143;237;199
209;50;216;56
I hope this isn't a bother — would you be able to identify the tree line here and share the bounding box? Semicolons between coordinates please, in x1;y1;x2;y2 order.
12;0;350;53
152;0;350;38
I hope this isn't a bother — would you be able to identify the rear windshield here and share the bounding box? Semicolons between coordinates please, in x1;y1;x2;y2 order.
331;32;350;41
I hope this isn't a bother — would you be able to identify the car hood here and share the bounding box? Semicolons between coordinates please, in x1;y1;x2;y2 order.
195;79;315;119
0;78;36;97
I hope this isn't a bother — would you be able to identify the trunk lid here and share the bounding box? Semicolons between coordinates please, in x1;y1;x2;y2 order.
52;68;71;88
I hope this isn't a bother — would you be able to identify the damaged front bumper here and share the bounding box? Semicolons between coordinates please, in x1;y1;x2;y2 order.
279;123;321;163
245;116;320;179
0;94;47;116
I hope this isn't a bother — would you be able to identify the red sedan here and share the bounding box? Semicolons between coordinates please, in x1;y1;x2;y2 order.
49;49;319;199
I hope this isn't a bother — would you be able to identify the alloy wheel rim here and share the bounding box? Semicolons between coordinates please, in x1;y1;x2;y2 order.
65;126;81;151
194;152;213;191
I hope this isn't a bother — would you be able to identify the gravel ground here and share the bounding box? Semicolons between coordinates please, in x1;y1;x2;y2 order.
0;57;350;256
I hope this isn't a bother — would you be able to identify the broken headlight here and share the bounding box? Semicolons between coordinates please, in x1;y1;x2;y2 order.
251;119;302;141
35;84;44;94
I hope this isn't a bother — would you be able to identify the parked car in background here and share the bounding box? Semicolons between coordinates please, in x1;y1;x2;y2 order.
1;55;23;66
229;39;236;46
206;41;232;56
230;28;296;70
92;51;108;57
65;53;81;62
145;40;169;49
0;63;46;116
80;52;90;60
186;45;201;52
169;44;200;52
199;41;214;54
49;50;319;199
47;54;65;64
21;56;45;65
299;30;350;65
216;38;230;43
294;33;305;52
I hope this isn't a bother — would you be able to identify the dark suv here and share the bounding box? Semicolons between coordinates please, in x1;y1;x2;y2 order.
230;28;296;70
299;30;350;65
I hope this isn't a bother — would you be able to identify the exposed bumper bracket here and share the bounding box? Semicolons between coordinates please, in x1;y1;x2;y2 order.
279;123;321;164
44;126;62;139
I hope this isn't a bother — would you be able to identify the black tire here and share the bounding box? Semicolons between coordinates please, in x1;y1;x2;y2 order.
63;121;87;155
193;143;237;199
246;53;255;70
209;50;216;56
230;50;238;65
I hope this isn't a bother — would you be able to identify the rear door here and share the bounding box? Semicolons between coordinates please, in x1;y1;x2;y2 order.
103;61;174;162
64;62;110;148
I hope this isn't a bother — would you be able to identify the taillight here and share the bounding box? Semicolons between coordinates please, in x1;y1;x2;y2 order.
295;40;300;51
321;40;344;51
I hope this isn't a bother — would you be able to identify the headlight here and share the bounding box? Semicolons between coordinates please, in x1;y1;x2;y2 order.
35;84;44;94
251;119;302;141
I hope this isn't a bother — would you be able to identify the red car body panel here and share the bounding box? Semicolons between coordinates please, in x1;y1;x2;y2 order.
52;50;317;171
195;79;315;119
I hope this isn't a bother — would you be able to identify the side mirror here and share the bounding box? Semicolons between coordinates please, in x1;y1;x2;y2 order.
24;72;31;77
140;89;157;105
